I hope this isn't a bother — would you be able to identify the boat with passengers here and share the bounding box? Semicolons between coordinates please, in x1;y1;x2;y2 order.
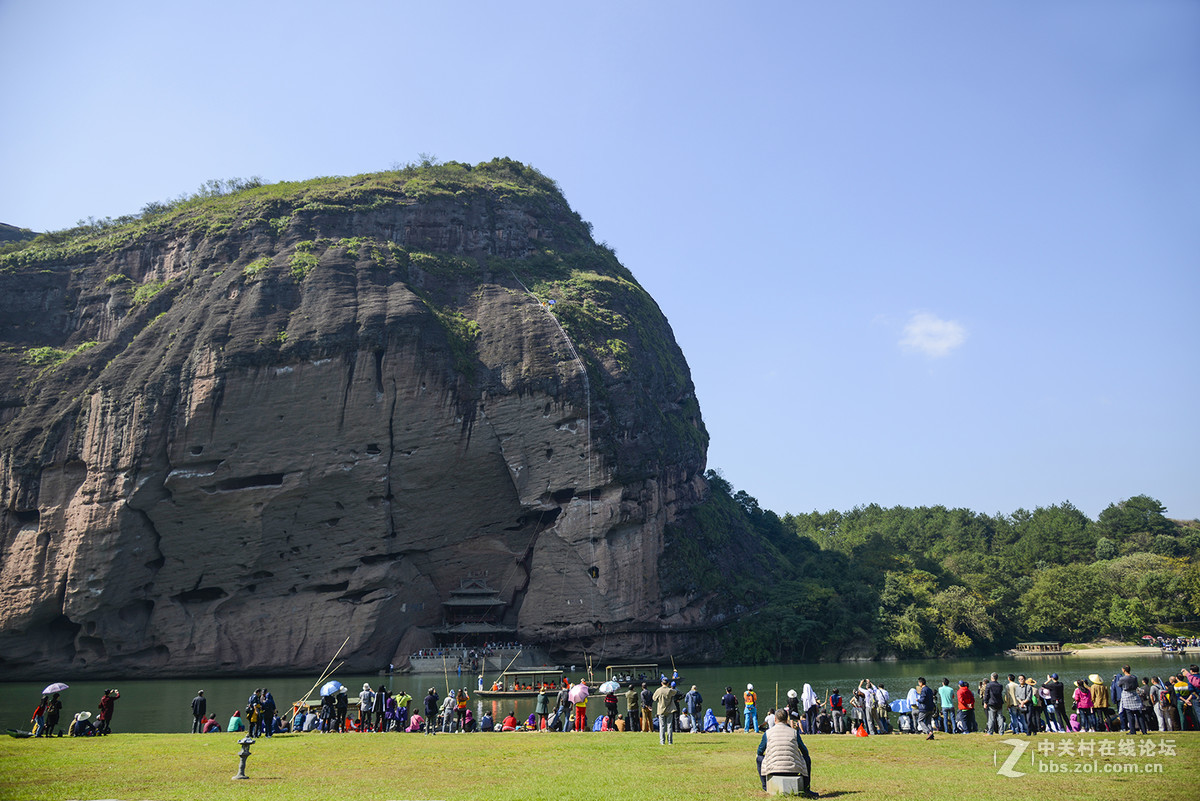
476;669;567;699
603;663;681;687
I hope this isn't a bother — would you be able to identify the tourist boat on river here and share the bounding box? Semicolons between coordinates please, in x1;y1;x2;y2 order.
1005;641;1075;657
603;663;682;686
476;669;567;699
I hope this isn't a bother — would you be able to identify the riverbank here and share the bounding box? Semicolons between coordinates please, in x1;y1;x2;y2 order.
1066;645;1172;658
2;730;1195;801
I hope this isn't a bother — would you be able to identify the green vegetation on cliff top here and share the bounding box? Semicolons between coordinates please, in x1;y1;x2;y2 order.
0;158;576;271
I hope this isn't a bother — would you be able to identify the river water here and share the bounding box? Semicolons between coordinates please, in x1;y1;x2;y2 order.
3;651;1191;734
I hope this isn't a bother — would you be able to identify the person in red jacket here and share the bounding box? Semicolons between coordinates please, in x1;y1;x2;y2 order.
956;681;976;733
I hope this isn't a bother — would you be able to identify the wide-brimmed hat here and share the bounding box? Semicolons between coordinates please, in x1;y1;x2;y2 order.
787;689;798;698
1089;674;1102;685
1026;678;1037;685
76;711;92;721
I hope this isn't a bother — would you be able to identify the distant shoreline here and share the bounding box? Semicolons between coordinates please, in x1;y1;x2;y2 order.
1068;644;1191;658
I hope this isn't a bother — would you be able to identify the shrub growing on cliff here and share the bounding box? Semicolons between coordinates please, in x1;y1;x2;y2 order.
243;257;271;280
132;280;171;305
24;341;98;366
290;252;318;282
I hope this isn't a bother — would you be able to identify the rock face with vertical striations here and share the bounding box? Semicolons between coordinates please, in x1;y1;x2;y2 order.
0;160;716;678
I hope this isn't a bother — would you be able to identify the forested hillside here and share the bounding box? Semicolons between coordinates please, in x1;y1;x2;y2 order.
684;473;1199;662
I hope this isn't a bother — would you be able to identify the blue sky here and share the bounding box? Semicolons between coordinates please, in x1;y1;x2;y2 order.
2;1;1197;520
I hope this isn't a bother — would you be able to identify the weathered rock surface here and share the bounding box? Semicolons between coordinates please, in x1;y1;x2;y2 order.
0;161;716;678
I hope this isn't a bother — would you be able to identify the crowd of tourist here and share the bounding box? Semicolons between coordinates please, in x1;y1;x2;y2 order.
22;662;1199;743
407;642;528;676
1152;636;1199;653
777;666;1200;738
409;642;524;660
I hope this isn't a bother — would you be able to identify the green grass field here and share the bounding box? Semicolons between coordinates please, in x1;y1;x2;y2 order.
1;730;1195;801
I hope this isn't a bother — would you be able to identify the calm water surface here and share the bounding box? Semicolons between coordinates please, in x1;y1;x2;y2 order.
3;652;1191;734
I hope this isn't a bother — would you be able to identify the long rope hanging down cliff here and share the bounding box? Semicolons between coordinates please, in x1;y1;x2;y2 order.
507;270;598;622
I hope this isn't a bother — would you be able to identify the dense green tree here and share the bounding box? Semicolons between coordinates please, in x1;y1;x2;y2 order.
683;476;1197;660
1018;564;1112;638
1096;495;1174;542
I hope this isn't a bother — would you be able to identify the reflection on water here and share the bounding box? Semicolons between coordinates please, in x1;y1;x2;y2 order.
1;651;1190;734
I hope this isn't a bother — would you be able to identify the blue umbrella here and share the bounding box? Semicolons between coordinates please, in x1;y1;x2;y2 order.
320;680;345;697
890;698;912;714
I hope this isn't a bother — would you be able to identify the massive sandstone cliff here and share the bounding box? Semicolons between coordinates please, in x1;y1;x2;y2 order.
0;160;719;678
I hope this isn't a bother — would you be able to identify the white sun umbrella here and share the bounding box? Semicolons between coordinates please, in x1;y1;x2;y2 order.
42;682;69;694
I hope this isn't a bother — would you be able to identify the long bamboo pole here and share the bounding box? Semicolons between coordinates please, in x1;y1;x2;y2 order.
302;637;350;697
293;634;351;711
491;649;524;689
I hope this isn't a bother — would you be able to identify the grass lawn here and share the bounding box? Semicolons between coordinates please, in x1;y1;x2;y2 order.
1;730;1195;801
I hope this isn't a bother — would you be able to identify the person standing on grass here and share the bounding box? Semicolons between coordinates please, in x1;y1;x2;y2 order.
1072;679;1096;732
335;688;349;732
1116;666;1146;735
744;684;759;733
640;682;655;733
536;686;550;730
1044;673;1067;733
44;692;63;736
573;680;589;733
874;683;891;734
359;683;375;731
1185;666;1200;730
32;695;48;737
983;673;1005;735
937;679;956;734
1025;678;1043;734
191;690;206;734
1005;674;1026;734
723;686;739;732
955;681;976;734
97;689;118;735
624;684;640;731
654;678;679;745
826;689;845;734
260;688;276;737
859;680;878;735
605;689;619;723
423;687;439;735
374;685;390;732
551;680;569;731
916;678;936;736
684;685;703;731
1089;673;1111;727
456;688;470;732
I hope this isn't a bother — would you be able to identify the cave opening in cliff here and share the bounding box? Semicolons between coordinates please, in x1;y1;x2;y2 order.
13;508;39;524
210;473;285;491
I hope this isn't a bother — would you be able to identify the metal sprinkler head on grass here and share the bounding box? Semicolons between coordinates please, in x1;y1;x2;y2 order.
232;737;255;780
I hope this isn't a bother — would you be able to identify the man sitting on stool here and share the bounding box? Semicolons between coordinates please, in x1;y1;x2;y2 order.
757;709;817;797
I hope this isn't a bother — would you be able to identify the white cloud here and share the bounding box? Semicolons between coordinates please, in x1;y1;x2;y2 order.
899;312;967;358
